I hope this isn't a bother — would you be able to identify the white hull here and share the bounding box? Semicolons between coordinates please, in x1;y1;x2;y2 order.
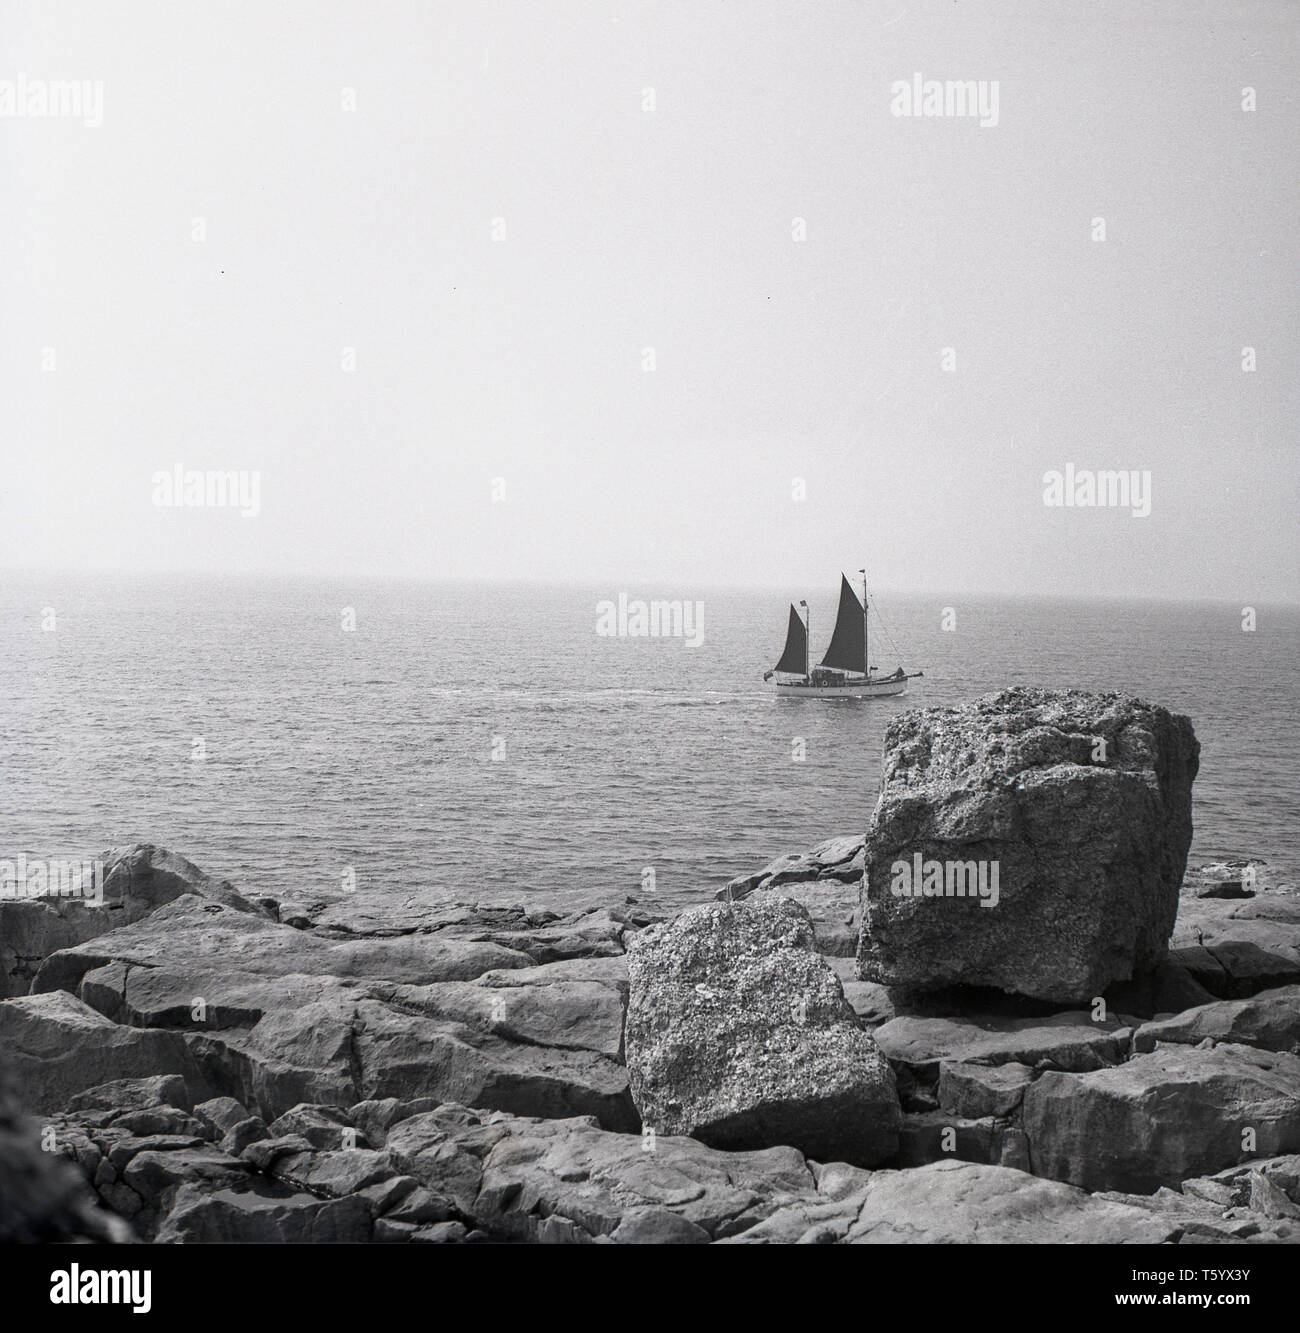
770;675;910;699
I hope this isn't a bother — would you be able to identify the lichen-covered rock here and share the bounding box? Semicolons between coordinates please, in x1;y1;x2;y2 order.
857;688;1199;1003
624;897;900;1165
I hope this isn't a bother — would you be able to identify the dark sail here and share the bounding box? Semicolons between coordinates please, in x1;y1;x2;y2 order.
773;604;808;675
820;574;866;673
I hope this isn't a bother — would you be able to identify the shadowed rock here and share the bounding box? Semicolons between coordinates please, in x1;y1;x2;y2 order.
0;1047;134;1243
1170;889;1300;998
872;1011;1131;1080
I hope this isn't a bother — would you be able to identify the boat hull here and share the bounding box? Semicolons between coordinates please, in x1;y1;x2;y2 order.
770;676;910;699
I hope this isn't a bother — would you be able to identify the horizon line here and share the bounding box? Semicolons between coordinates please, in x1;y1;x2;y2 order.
1;564;1297;610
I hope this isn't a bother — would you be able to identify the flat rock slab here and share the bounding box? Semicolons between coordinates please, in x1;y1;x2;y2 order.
345;993;637;1130
858;687;1198;1003
1022;1042;1300;1193
1;843;270;1000
33;895;536;1009
377;975;626;1059
291;891;660;959
173;980;637;1131
625;897;900;1166
873;1012;1131;1080
726;1159;1180;1244
1133;986;1300;1054
474;1111;816;1242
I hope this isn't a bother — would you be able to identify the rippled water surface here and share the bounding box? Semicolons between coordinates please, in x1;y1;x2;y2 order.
3;574;1296;913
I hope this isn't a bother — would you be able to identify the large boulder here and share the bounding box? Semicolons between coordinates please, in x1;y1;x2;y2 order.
857;687;1199;1003
624;897;900;1165
96;844;272;920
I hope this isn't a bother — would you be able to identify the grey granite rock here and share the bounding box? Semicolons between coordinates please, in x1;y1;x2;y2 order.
858;688;1198;1002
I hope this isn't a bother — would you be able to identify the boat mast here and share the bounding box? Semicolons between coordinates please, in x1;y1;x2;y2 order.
859;568;868;679
799;599;809;680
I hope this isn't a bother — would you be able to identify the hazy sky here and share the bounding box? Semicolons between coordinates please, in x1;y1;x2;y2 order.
3;0;1296;599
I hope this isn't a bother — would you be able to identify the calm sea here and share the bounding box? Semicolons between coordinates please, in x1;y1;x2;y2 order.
3;574;1297;913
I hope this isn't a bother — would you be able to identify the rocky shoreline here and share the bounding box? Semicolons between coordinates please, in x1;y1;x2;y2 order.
3;687;1300;1244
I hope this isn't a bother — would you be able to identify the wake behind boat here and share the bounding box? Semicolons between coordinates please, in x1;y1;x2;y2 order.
764;571;923;698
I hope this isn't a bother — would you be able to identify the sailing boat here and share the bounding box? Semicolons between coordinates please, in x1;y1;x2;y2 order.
763;571;923;698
